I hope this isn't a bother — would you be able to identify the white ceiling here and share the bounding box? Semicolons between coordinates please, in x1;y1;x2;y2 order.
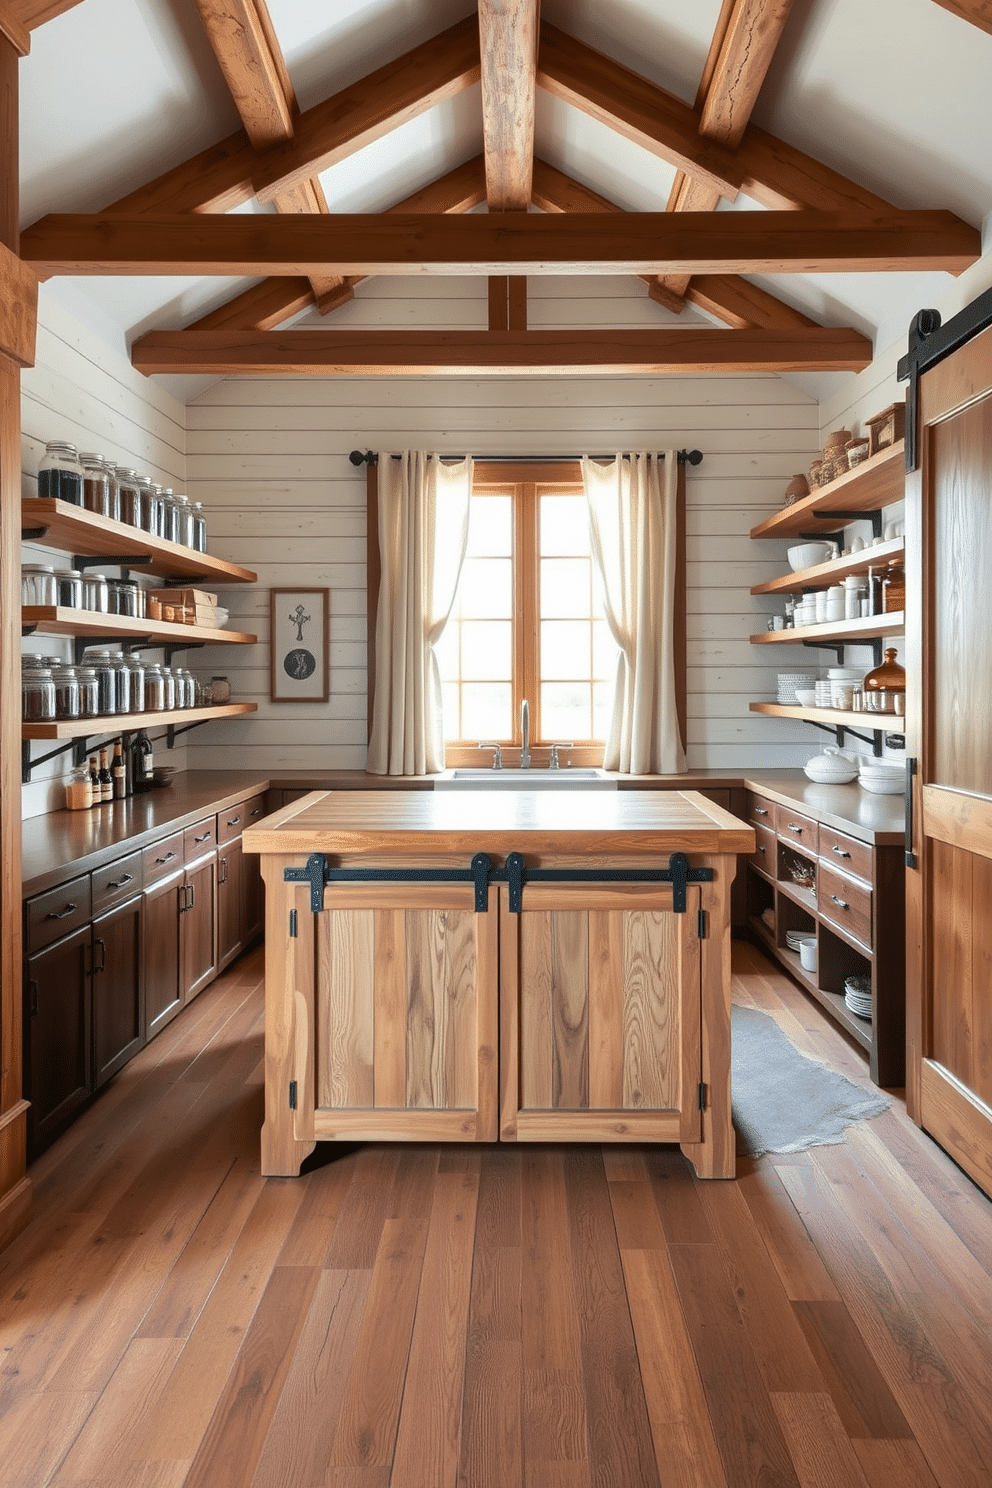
18;0;992;405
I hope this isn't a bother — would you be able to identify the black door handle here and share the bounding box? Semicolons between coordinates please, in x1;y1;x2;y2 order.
93;938;106;974
906;757;918;869
45;902;77;920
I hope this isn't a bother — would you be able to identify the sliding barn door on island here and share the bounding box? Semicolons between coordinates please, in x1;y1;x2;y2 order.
905;307;992;1199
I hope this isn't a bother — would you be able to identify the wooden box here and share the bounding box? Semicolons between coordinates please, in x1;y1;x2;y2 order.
865;401;906;456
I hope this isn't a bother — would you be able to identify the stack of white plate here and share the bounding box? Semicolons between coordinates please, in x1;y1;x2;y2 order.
777;671;816;704
785;928;812;951
844;974;872;1020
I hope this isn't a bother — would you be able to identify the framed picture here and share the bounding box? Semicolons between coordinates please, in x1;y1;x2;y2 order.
269;588;329;702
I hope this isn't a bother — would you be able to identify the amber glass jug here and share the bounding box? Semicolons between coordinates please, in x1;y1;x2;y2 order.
863;647;906;713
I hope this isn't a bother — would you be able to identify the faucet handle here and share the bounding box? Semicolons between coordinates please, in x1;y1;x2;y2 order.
548;743;574;770
478;743;503;770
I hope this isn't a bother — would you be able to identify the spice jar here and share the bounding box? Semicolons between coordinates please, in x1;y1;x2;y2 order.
86;650;118;715
210;674;231;704
122;656;145;713
37;442;83;504
21;564;59;607
49;662;81;719
174;493;195;548
76;665;100;718
115;468;142;527
81;453;114;519
21;662;56;721
160;490;179;544
56;569;84;610
108;577;140;617
882;559;905;615
82;572;110;612
136;476;161;535
191;501;207;553
143;664;166;712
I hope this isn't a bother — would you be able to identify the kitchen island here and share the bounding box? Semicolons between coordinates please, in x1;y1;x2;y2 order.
243;789;754;1179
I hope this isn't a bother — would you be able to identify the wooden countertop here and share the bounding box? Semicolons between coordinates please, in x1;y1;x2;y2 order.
243;788;755;859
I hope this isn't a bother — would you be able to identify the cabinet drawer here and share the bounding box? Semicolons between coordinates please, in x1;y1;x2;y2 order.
26;874;91;953
92;851;143;916
818;825;873;884
217;794;266;845
776;805;818;853
749;822;776;876
184;817;218;861
818;864;873;947
746;793;775;830
143;831;184;884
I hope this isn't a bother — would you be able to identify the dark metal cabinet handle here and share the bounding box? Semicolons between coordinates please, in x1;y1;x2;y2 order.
753;806;769;816
787;822;804;834
107;873;134;889
188;882;196;909
906;757;918;869
45;902;77;920
830;845;851;859
219;858;229;884
250;807;263;817
194;832;212;844
756;844;765;855
155;851;177;864
226;815;241;827
830;894;849;909
178;884;188;912
29;979;39;1017
93;938;106;974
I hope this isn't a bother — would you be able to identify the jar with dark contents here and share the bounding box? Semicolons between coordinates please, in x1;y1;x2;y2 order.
174;494;195;548
143;665;166;711
50;663;81;720
115;468;142;527
86;651;117;716
82;572;110;613
21;663;56;721
135;476;160;535
191;501;207;553
107;577;140;617
160;490;179;544
56;569;84;610
123;656;145;713
80;453;113;518
37;442;83;504
76;666;100;718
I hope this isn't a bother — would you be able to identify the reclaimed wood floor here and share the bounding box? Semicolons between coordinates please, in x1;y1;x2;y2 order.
2;940;992;1487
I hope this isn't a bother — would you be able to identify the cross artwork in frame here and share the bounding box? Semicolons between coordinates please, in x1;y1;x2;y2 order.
269;588;329;702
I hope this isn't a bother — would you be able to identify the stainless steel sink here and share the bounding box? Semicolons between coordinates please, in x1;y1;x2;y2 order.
434;768;616;790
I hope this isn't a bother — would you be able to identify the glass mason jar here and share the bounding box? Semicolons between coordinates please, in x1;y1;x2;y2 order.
37;441;83;504
109;654;131;714
76;666;100;718
173;494;195;548
80;453;112;519
108;578;140;618
56;569;84;610
22;664;56;721
210;674;231;704
86;650;117;715
136;476;160;535
191;501;207;553
21;564;59;606
161;667;177;711
160;490;179;544
123;656;145;713
115;467;142;527
143;665;166;712
82;572;110;612
50;663;81;719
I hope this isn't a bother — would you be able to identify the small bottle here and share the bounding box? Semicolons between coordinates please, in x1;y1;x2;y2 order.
112;739;126;800
88;754;100;804
98;747;114;803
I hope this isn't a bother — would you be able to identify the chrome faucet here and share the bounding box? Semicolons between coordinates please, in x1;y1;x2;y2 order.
520;698;531;769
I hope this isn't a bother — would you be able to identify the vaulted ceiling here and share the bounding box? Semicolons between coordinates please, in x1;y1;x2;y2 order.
13;0;992;403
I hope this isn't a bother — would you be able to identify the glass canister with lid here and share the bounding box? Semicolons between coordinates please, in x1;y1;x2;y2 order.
37;442;83;504
143;664;166;712
191;501;207;553
82;571;110;613
107;577;141;618
159;490;179;544
173;494;195;548
136;475;160;535
21;564;59;607
114;467;142;527
122;655;145;713
21;658;56;721
56;568;84;610
86;649;118;716
76;665;100;718
49;662;81;720
80;453;114;519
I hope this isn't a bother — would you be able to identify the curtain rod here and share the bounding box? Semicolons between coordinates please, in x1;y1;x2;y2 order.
349;448;703;468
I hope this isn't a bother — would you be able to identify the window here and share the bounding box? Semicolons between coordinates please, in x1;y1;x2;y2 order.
435;463;616;766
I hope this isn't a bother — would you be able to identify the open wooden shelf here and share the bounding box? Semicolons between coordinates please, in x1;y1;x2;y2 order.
748;916;871;1052
22;702;257;740
750;442;905;540
22;606;257;646
749;613;904;646
22;498;257;584
750;538;904;595
749;701;904;731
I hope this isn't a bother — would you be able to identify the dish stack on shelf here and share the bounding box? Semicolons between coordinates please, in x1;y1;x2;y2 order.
777;671;816;704
785;928;812;953
844;975;873;1020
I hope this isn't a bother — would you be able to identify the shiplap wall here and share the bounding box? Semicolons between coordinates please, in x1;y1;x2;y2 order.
185;275;824;773
20;292;190;818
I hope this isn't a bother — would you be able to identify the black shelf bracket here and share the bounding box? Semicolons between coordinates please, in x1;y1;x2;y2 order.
165;716;211;749
71;552;154;571
801;638;847;663
807;720;883;756
22;737;77;783
810;508;885;539
22;525;49;541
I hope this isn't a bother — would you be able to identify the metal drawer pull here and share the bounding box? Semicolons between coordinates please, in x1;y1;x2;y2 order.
155;851;177;864
93;938;106;974
757;844;765;854
830;894;849;909
194;832;212;843
753;806;768;816
45;902;77;919
107;873;134;889
219;858;228;884
787;822;803;834
250;807;262;817
226;815;241;826
188;883;196;908
830;845;851;858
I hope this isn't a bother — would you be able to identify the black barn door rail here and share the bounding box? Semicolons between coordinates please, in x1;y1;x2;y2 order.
283;850;713;915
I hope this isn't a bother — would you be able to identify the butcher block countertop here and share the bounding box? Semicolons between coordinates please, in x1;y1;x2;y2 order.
242;787;756;860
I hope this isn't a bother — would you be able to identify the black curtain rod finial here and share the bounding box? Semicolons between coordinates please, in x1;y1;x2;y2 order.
349;449;377;467
350;448;702;467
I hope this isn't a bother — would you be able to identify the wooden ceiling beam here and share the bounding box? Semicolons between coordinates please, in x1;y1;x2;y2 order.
130;326;874;377
479;0;538;210
929;0;992;36
251;16;481;204
185;276;317;333
11;0;79;27
538;19;894;214
0;1;30;55
530;157;816;330
23;209;979;278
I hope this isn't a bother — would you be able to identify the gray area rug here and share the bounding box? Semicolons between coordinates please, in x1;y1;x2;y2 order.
731;1004;891;1157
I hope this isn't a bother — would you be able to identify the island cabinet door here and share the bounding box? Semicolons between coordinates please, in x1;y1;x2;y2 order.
309;884;499;1143
498;883;702;1144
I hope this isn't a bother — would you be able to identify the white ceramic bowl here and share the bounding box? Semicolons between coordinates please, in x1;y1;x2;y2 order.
859;772;905;794
793;688;817;706
787;542;833;572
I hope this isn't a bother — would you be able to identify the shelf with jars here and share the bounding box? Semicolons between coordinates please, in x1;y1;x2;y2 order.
22;497;255;584
22;606;257;648
22;702;257;742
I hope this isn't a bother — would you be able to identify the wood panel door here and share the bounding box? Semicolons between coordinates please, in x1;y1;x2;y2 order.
498;882;702;1144
142;869;183;1039
216;838;244;972
906;318;992;1197
24;925;92;1153
92;895;144;1087
182;854;218;1004
307;883;499;1143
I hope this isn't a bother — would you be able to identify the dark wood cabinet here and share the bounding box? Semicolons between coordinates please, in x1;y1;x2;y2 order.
92;895;143;1087
24;925;93;1151
217;836;244;971
183;850;217;1002
143;868;184;1040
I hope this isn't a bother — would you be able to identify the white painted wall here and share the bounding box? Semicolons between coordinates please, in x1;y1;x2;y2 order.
20;290;191;818
184;275;825;773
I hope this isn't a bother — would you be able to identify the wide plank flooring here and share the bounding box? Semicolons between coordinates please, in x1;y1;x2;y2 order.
2;940;992;1487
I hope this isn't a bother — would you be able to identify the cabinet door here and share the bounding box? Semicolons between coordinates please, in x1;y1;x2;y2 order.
92;895;144;1087
304;883;498;1143
217;838;244;972
242;841;264;946
182;853;217;1003
143;869;184;1039
498;882;702;1145
24;925;92;1152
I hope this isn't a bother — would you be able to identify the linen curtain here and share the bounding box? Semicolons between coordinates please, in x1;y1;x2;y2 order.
582;451;686;775
366;451;473;775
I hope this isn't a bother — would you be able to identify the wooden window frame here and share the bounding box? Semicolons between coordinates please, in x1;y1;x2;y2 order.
366;458;686;769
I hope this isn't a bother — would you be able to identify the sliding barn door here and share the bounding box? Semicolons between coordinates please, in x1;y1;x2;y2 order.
906;319;992;1197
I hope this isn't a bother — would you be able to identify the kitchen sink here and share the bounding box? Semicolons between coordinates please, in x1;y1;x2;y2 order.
434;768;616;790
